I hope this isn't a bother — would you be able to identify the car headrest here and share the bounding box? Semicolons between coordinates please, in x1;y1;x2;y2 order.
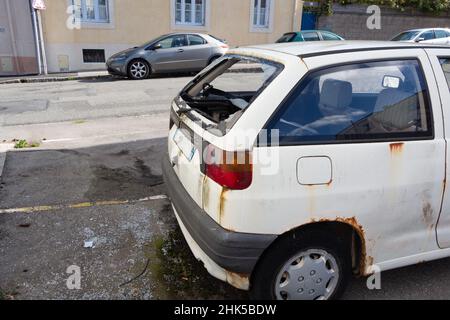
319;79;353;109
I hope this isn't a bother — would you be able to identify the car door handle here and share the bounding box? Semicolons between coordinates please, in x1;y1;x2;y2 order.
177;49;184;53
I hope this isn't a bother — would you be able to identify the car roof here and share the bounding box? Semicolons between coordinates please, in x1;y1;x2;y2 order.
163;32;209;37
401;28;449;32
246;40;450;58
284;30;339;34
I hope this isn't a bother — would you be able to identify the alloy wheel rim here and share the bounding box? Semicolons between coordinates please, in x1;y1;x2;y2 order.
130;62;147;78
274;249;339;300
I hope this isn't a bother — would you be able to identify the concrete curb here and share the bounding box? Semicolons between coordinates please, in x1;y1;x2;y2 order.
0;74;112;85
0;144;14;179
0;66;263;85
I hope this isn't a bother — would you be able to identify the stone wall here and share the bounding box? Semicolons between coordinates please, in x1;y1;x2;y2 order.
317;4;450;40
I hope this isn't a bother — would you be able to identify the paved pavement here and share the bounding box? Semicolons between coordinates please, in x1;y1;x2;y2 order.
2;77;450;300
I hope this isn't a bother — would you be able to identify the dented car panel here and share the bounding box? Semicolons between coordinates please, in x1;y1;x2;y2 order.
163;42;450;297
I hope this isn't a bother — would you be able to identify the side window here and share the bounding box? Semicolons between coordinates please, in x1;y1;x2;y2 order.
188;35;206;46
435;30;448;39
321;32;341;40
268;60;432;144
302;32;320;41
157;35;188;49
439;58;450;90
421;30;435;41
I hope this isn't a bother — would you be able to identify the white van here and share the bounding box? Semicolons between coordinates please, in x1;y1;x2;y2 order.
162;41;450;300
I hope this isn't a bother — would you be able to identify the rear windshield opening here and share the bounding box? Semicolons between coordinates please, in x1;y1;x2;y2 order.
180;55;283;134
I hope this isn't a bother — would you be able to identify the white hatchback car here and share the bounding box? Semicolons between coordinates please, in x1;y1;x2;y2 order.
391;28;450;45
162;41;450;300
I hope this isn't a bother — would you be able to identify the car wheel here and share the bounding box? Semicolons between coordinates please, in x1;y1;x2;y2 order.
250;229;350;300
128;60;150;80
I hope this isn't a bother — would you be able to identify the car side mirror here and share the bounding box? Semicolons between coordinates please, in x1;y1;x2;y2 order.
415;37;425;43
151;43;162;50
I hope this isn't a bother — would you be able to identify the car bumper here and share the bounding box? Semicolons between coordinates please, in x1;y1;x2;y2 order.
162;155;277;290
106;61;127;76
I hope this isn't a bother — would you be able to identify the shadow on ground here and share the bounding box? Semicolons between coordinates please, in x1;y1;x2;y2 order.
3;138;450;299
0;138;246;300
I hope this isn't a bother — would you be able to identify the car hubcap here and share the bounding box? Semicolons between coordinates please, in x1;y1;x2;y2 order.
274;249;339;300
130;62;147;78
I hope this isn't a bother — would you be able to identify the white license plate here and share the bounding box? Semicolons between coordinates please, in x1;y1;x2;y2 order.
173;129;196;161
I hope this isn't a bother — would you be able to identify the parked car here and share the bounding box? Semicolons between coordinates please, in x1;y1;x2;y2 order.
276;30;344;43
162;41;450;300
391;28;450;44
106;33;228;80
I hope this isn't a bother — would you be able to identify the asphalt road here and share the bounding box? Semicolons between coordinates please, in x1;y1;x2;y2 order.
1;77;450;300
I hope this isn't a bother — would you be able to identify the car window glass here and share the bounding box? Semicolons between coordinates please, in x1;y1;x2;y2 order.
435;30;448;39
321;32;340;40
302;32;320;41
421;31;435;40
268;60;432;144
157;35;187;49
439;58;450;90
188;35;205;46
276;33;296;43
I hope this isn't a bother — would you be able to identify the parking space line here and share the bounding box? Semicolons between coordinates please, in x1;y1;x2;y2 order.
0;195;168;214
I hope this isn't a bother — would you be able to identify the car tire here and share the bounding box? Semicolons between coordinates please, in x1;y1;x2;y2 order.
127;59;151;80
250;228;350;300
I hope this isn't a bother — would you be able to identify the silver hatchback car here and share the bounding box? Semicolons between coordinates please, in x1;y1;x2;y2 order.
106;33;229;80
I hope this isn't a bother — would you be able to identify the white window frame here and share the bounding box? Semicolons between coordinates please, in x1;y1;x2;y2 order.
171;0;210;30
69;0;115;29
250;0;275;33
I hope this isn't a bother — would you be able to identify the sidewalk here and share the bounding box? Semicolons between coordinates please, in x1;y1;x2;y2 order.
0;63;263;85
0;70;111;85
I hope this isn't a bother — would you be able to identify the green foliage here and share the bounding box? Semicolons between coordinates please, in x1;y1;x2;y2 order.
14;139;40;149
308;0;450;15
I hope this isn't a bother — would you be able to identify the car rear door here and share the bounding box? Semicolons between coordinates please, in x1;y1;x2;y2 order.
426;49;450;248
182;34;212;70
261;49;445;267
433;30;449;45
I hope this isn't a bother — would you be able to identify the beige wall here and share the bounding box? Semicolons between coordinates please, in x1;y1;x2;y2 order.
0;0;38;75
41;0;302;72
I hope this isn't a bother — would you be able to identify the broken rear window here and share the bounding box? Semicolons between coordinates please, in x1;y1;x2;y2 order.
180;55;283;135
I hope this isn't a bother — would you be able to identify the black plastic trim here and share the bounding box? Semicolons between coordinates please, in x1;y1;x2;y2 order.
162;155;277;274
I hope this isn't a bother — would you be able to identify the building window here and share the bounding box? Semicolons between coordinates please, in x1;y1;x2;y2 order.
175;0;205;26
252;0;270;28
73;0;110;23
82;49;105;63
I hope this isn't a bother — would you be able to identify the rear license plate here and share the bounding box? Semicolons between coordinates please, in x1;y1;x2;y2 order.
173;129;196;161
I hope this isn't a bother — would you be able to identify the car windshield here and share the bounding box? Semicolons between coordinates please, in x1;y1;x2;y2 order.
180;55;283;133
391;31;420;41
277;33;296;43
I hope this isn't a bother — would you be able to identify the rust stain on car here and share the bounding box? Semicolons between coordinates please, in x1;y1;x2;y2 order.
309;216;372;276
422;202;434;231
219;187;229;225
225;271;250;290
389;143;404;155
202;175;210;209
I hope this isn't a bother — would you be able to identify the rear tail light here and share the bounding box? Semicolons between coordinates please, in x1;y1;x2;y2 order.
204;144;252;190
221;44;229;49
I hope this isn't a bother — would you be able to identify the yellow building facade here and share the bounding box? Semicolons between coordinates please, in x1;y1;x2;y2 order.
41;0;303;72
